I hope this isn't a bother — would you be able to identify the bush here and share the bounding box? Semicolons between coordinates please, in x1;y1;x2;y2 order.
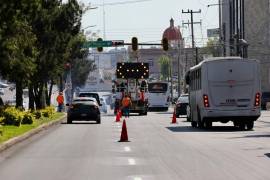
42;106;55;118
33;111;42;119
2;107;23;126
21;111;34;124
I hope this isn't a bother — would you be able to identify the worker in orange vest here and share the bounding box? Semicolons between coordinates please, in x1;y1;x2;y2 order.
121;94;132;118
56;92;64;112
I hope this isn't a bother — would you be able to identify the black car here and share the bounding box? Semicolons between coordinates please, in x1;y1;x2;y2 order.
67;97;101;124
78;92;101;106
261;92;270;110
174;94;189;117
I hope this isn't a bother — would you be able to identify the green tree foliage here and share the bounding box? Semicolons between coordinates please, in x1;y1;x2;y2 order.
201;38;220;57
0;0;91;109
0;1;39;108
65;34;96;89
158;55;171;81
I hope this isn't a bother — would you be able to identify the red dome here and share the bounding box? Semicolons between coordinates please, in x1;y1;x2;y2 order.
162;18;182;41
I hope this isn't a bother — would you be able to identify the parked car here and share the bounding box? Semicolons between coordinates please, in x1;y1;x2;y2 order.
100;97;108;113
261;92;270;110
78;92;101;106
174;94;189;117
0;88;4;95
66;97;101;124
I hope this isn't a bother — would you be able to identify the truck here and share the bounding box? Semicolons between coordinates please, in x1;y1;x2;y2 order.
113;62;149;115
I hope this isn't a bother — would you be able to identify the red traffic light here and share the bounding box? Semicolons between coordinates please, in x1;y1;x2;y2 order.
112;40;124;46
132;37;138;51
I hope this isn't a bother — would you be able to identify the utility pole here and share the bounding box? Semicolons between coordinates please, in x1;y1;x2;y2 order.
182;9;201;65
182;9;201;49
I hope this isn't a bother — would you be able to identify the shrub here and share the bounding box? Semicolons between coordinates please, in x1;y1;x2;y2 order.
42;106;55;118
33;111;42;119
21;111;34;124
2;107;23;126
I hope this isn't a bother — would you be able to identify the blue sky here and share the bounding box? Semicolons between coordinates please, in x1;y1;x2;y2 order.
80;0;219;47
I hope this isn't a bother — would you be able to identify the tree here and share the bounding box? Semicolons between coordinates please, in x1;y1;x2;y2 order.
66;34;96;90
0;1;39;108
201;38;220;57
158;55;171;81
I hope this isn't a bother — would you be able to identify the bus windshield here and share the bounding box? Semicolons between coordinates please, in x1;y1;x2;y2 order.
148;83;168;93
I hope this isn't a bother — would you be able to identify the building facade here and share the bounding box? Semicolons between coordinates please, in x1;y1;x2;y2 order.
221;0;270;91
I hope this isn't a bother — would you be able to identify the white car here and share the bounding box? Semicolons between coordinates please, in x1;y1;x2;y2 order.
0;88;4;95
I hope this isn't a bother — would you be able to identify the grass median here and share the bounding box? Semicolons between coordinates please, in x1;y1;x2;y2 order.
0;112;65;144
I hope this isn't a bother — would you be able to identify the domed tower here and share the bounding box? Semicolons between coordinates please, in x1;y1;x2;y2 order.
162;18;183;48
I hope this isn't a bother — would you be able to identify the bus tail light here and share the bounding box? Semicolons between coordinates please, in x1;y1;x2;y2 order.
203;94;210;107
254;92;260;107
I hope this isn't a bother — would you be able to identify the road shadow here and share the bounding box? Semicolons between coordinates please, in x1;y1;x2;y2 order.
61;121;99;125
166;126;241;132
232;134;270;139
265;153;270;158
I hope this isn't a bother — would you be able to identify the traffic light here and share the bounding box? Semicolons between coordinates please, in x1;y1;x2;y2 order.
97;38;103;52
131;37;138;51
162;38;169;51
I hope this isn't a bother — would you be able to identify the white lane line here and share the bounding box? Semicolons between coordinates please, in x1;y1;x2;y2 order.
133;177;142;180
124;146;131;152
128;158;136;165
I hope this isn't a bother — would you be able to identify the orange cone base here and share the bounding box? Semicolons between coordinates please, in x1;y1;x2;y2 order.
171;112;177;124
115;110;121;122
119;119;129;142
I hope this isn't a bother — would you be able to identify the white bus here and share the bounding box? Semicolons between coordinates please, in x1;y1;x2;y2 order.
185;57;261;130
147;82;170;111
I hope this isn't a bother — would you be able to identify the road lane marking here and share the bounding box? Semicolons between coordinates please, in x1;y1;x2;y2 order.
133;177;142;180
128;158;136;165
124;146;131;152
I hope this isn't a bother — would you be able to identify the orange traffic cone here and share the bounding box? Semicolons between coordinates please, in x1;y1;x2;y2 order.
171;110;177;124
119;109;122;118
119;119;129;142
115;110;121;122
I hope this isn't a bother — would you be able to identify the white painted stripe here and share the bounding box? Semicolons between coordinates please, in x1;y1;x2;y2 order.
128;158;136;165
124;146;131;152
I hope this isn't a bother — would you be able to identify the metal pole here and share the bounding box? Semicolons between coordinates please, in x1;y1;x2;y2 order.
177;42;181;97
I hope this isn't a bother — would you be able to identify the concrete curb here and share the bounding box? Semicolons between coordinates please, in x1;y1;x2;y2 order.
0;114;66;153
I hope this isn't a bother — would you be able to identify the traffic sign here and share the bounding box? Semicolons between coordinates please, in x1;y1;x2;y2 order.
83;40;125;48
83;41;112;48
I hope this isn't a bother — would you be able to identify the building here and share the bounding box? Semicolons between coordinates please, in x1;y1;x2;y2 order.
128;18;199;96
221;0;270;91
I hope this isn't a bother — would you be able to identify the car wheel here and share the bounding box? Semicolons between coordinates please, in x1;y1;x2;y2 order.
246;121;254;130
186;105;191;122
191;121;197;128
67;118;72;124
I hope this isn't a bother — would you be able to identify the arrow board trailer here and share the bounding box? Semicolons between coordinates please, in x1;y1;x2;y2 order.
185;57;261;130
113;62;149;115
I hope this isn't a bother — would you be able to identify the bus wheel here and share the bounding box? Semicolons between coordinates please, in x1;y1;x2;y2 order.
197;112;203;128
238;122;246;131
204;121;212;129
246;121;254;130
191;121;197;128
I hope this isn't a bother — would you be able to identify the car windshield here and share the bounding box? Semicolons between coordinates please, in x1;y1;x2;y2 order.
178;95;189;103
262;92;270;98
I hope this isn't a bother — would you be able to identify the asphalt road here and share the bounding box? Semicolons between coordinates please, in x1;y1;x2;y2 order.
0;110;270;180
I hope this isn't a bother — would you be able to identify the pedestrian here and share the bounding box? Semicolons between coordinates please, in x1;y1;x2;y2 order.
121;94;132;118
56;92;64;112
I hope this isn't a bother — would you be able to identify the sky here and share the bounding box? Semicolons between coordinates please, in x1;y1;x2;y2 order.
80;0;219;47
